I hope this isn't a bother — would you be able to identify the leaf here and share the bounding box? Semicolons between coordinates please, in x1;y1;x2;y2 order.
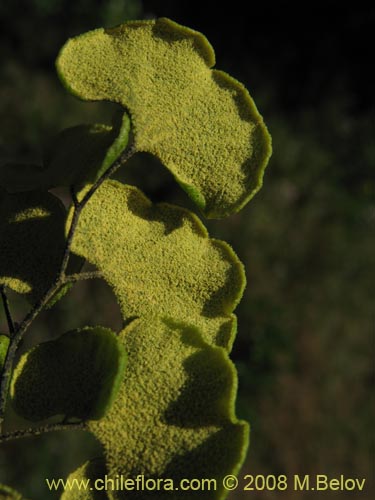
43;111;131;189
0;191;66;304
88;318;249;500
0;112;130;193
0;335;10;374
57;17;272;218
0;484;28;500
10;327;127;422
69;181;245;349
61;460;108;500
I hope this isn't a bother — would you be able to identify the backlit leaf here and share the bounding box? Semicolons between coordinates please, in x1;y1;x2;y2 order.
69;181;245;349
88;318;249;500
10;327;126;422
57;17;272;218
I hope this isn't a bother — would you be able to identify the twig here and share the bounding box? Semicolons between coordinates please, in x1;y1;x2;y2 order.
70;184;79;209
0;286;15;336
0;143;136;432
60;145;136;278
0;422;86;444
63;271;103;284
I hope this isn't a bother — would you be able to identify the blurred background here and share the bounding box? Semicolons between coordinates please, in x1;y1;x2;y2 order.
0;1;373;498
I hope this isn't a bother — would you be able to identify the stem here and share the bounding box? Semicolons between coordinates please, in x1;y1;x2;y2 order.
60;145;136;278
0;286;15;336
0;422;86;444
64;271;103;284
0;144;136;432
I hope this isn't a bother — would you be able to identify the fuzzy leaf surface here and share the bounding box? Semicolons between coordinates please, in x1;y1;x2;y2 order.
61;460;108;500
57;17;271;218
10;327;126;421
0;335;10;374
88;318;249;500
69;181;245;349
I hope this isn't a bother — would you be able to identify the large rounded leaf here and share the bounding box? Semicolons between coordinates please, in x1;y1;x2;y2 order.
88;318;249;500
57;18;271;218
69;180;245;349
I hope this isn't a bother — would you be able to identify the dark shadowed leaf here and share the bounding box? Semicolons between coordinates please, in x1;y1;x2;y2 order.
10;327;127;421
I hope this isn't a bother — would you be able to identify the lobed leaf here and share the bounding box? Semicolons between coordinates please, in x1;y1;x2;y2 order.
69;180;245;349
0;112;130;193
57;17;272;218
10;327;126;422
88;318;249;500
0;190;66;304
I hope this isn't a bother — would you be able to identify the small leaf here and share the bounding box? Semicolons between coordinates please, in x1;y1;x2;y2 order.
69;180;245;349
43;111;131;188
89;318;249;500
10;327;126;422
0;112;130;193
57;17;272;218
61;460;108;500
0;191;66;304
0;335;10;374
0;484;28;500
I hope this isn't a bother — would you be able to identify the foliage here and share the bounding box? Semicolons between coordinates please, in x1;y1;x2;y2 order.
56;18;271;217
0;16;271;500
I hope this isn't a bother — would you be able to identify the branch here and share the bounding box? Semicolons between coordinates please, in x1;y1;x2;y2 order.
60;144;136;278
0;143;136;432
63;271;103;284
0;286;15;336
0;422;86;444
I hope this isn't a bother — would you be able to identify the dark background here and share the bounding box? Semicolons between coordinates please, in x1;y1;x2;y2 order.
0;1;374;498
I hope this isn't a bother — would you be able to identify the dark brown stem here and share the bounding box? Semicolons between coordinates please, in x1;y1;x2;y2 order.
0;286;15;336
60;145;136;278
63;271;103;284
0;144;136;432
0;422;86;444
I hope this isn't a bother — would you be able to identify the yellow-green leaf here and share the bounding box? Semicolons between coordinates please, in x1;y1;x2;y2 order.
69;181;245;349
0;191;66;304
88;318;249;500
61;460;108;500
10;327;127;422
0;335;10;374
0;484;28;500
57;17;272;218
0;112;130;193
